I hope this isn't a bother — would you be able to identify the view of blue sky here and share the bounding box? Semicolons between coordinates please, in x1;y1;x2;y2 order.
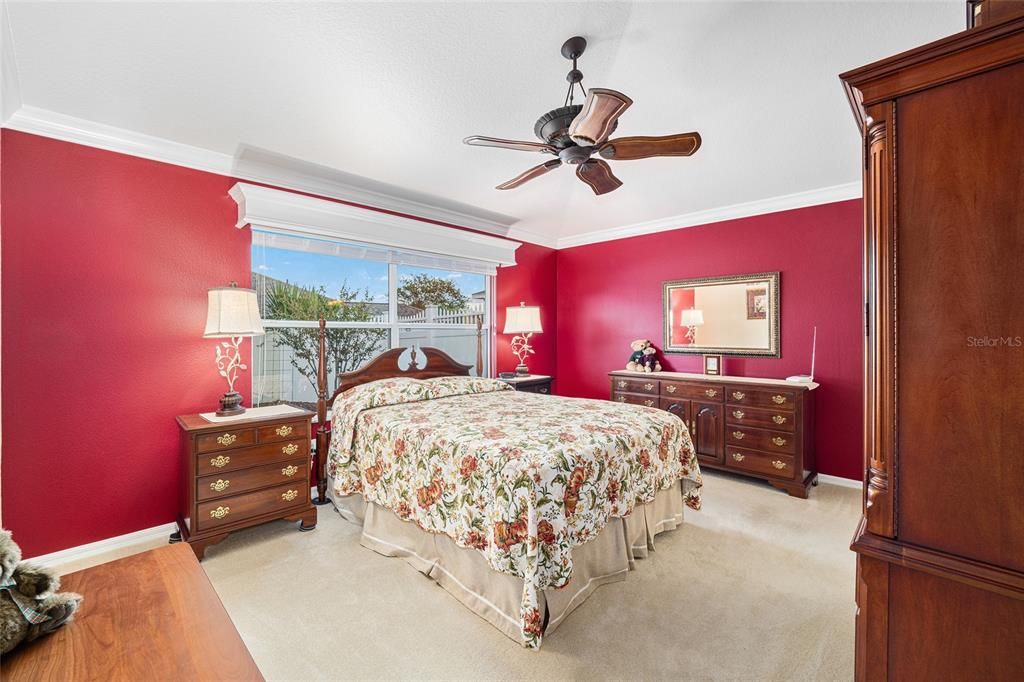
252;246;484;303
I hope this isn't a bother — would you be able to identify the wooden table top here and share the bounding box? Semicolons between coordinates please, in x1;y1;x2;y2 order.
1;543;262;681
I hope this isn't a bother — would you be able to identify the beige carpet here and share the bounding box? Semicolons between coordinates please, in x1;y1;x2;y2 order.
201;471;860;681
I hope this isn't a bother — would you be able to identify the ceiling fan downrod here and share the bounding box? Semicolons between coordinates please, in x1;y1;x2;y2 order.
562;36;588;107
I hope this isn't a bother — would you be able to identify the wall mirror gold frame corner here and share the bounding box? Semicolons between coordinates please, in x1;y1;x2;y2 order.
662;272;780;357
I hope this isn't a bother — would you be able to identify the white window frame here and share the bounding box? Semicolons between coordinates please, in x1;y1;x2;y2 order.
254;257;492;377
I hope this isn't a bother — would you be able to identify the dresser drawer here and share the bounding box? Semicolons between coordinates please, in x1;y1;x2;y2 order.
197;482;309;532
726;426;796;454
257;420;309;444
196;427;257;453
725;386;798;411
661;381;724;402
725;447;796;479
197;439;309;476
197;458;308;502
726;405;796;433
611;377;659;395
611;392;659;408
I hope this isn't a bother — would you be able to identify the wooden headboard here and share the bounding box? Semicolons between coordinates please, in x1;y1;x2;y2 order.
312;317;477;503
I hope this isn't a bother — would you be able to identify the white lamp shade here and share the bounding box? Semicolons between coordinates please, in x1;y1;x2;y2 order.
204;286;265;338
680;308;704;326
503;304;542;334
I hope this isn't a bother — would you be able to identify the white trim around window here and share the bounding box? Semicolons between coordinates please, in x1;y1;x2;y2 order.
230;182;521;273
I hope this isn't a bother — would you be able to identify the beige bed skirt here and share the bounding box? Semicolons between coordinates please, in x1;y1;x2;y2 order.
331;484;685;646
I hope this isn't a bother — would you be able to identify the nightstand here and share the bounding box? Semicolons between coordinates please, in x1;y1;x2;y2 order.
498;374;553;394
175;406;316;560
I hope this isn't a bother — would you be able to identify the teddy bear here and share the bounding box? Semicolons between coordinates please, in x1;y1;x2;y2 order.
626;339;650;372
1;529;82;655
640;344;663;373
626;339;663;373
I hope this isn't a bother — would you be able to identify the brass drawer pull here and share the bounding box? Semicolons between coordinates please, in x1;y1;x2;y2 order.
732;431;745;440
210;506;230;519
282;443;299;456
772;436;787;447
281;465;300;477
732;410;745;420
731;452;745;462
209;479;230;492
616;396;627;402
644;383;655;391
732;391;745;400
772;394;787;404
617;380;627;388
281;489;299;502
275;425;294;437
705;388;718;398
210;455;230;468
644;399;655;407
771;460;786;470
216;433;237;446
772;415;787;425
665;385;677;393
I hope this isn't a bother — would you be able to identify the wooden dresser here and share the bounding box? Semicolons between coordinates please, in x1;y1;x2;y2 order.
176;408;316;559
609;371;817;497
841;13;1024;680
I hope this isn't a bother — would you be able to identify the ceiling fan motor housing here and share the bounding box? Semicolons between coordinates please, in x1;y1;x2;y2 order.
558;145;595;165
534;105;583;148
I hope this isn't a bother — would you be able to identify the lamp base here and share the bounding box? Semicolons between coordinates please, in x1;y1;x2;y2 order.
515;364;530;375
216;391;245;417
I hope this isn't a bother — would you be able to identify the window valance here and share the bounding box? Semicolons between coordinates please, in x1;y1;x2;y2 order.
229;182;520;275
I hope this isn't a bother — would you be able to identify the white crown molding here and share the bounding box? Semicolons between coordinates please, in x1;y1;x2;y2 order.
555;181;863;250
230;182;521;268
26;522;178;574
1;105;551;244
1;1;23;124
817;473;862;489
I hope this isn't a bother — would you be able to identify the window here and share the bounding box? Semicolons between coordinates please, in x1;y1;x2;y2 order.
251;231;491;408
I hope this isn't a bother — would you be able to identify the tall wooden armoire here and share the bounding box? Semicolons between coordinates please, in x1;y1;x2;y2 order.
841;10;1024;681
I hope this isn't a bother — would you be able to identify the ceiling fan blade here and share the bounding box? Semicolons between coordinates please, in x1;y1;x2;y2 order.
568;88;633;146
576;159;622;195
464;136;556;154
496;160;562;190
598;132;702;160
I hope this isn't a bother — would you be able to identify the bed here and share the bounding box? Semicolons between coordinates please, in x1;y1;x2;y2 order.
312;321;703;648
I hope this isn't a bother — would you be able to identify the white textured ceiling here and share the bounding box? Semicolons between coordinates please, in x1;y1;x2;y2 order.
4;1;963;245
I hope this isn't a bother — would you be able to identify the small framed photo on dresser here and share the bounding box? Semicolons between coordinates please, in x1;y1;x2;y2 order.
703;354;722;376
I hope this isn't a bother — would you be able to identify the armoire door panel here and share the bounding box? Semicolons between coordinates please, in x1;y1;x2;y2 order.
896;61;1024;573
888;565;1024;679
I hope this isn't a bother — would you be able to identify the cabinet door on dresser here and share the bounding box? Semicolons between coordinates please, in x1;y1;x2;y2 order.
660;397;691;431
691;401;724;464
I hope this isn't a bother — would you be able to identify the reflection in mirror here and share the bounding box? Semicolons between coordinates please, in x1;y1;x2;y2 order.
663;273;779;357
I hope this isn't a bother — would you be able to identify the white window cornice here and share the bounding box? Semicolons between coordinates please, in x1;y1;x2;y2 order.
229;182;520;269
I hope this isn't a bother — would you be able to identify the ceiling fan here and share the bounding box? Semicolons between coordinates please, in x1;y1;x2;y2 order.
463;36;701;196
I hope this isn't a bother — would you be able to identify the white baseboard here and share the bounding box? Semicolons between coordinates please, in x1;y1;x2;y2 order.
26;522;179;575
817;473;862;489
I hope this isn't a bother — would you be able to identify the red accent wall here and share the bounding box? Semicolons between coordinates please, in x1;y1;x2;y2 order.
0;130;557;556
1;131;251;557
555;200;863;480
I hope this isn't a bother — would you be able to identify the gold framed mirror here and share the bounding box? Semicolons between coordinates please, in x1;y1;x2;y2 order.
663;272;780;357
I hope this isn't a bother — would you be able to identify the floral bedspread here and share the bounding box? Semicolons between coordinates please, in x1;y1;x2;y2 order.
328;376;701;648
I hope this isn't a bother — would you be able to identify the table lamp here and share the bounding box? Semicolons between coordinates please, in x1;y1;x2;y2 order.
503;302;542;375
204;283;265;416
